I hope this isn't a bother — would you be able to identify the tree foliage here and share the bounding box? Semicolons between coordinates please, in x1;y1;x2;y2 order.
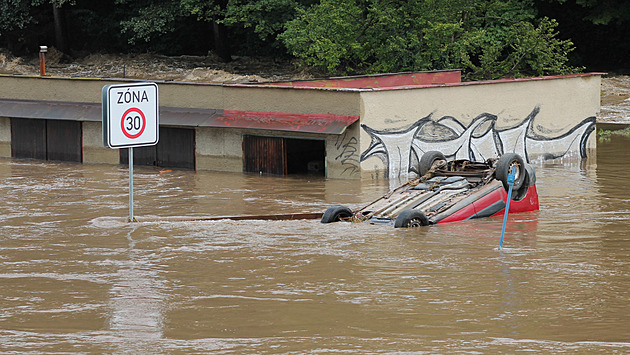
0;1;39;35
0;0;621;77
118;0;185;44
281;0;579;79
115;0;313;60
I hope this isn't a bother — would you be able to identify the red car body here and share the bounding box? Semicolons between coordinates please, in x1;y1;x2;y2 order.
433;182;539;225
321;153;539;228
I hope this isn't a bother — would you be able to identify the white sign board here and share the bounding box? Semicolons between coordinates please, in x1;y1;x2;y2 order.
102;82;159;148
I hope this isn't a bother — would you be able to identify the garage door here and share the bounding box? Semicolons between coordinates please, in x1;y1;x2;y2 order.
243;135;286;175
120;127;195;170
243;135;325;176
11;118;82;162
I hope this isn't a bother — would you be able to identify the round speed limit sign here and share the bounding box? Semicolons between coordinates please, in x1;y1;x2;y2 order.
102;82;159;148
121;107;147;139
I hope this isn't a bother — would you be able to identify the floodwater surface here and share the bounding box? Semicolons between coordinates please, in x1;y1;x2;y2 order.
1;81;630;353
1;138;630;353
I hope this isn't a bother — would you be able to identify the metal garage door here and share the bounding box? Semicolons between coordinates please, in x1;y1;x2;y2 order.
120;127;195;170
11;118;47;160
157;127;195;170
46;120;82;162
120;146;157;166
11;118;82;162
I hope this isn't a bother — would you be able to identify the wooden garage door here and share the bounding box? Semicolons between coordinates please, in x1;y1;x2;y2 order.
242;135;286;175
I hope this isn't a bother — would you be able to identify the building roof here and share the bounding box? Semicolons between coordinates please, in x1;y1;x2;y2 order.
0;98;358;135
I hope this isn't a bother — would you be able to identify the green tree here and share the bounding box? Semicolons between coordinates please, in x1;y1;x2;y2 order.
179;0;312;60
0;0;75;53
281;0;580;79
119;0;186;44
118;0;310;61
0;0;36;33
0;0;43;52
279;0;364;72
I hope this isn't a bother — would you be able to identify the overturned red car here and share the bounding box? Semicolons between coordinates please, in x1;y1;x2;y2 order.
321;152;539;228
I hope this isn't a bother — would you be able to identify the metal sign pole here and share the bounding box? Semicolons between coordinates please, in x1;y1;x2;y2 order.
129;147;134;222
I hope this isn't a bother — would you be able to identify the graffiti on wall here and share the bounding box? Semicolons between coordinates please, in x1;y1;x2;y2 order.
333;131;361;177
360;106;596;179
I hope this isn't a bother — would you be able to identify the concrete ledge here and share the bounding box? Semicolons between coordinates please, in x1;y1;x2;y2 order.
83;147;119;164
196;154;242;172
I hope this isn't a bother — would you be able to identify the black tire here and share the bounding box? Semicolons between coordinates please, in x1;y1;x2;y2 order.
496;153;526;195
321;205;353;223
394;209;429;228
524;163;536;186
510;163;536;201
419;151;446;176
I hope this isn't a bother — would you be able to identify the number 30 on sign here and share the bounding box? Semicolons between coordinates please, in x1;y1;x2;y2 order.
102;82;159;148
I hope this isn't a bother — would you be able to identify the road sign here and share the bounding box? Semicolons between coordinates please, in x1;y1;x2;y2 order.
102;82;159;222
102;82;159;148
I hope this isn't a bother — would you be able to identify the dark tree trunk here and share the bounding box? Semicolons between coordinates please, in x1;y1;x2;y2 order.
52;3;67;53
212;20;231;62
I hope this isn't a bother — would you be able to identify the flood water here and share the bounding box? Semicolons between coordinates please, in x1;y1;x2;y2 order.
0;140;628;353
2;79;630;353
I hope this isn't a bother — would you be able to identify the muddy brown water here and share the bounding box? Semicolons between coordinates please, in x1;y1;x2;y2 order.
2;79;630;353
0;140;629;353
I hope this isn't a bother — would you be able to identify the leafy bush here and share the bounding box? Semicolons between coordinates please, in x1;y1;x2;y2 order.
281;0;581;78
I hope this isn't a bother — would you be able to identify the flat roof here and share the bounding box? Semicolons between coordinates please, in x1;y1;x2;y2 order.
0;98;359;135
0;71;605;93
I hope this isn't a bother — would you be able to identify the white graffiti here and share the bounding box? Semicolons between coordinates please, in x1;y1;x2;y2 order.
361;107;596;179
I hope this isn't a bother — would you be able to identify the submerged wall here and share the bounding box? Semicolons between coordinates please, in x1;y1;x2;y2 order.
0;72;602;180
358;74;600;179
0;117;10;157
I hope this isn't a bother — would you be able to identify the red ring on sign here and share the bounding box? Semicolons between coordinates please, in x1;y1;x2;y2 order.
121;107;146;139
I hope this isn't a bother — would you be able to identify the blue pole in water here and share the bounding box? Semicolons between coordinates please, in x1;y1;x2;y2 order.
499;166;517;250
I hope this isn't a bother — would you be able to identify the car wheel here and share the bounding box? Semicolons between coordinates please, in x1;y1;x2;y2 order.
496;153;526;195
524;163;536;186
394;209;429;228
509;163;536;201
419;151;446;176
321;205;353;223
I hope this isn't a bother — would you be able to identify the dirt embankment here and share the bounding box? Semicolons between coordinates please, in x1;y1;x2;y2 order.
0;48;312;83
600;75;630;123
1;48;628;122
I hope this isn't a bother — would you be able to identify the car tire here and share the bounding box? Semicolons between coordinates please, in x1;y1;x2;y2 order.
394;209;429;228
419;151;446;176
509;163;536;201
496;153;526;195
321;205;353;223
524;163;536;186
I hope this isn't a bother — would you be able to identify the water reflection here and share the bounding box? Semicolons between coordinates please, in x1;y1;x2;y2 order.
108;224;166;349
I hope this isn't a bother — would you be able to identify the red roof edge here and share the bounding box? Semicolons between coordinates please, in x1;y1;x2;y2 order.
216;110;359;134
246;70;461;89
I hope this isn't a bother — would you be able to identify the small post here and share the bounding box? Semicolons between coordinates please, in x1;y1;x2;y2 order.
499;166;517;250
129;147;135;222
39;46;47;76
